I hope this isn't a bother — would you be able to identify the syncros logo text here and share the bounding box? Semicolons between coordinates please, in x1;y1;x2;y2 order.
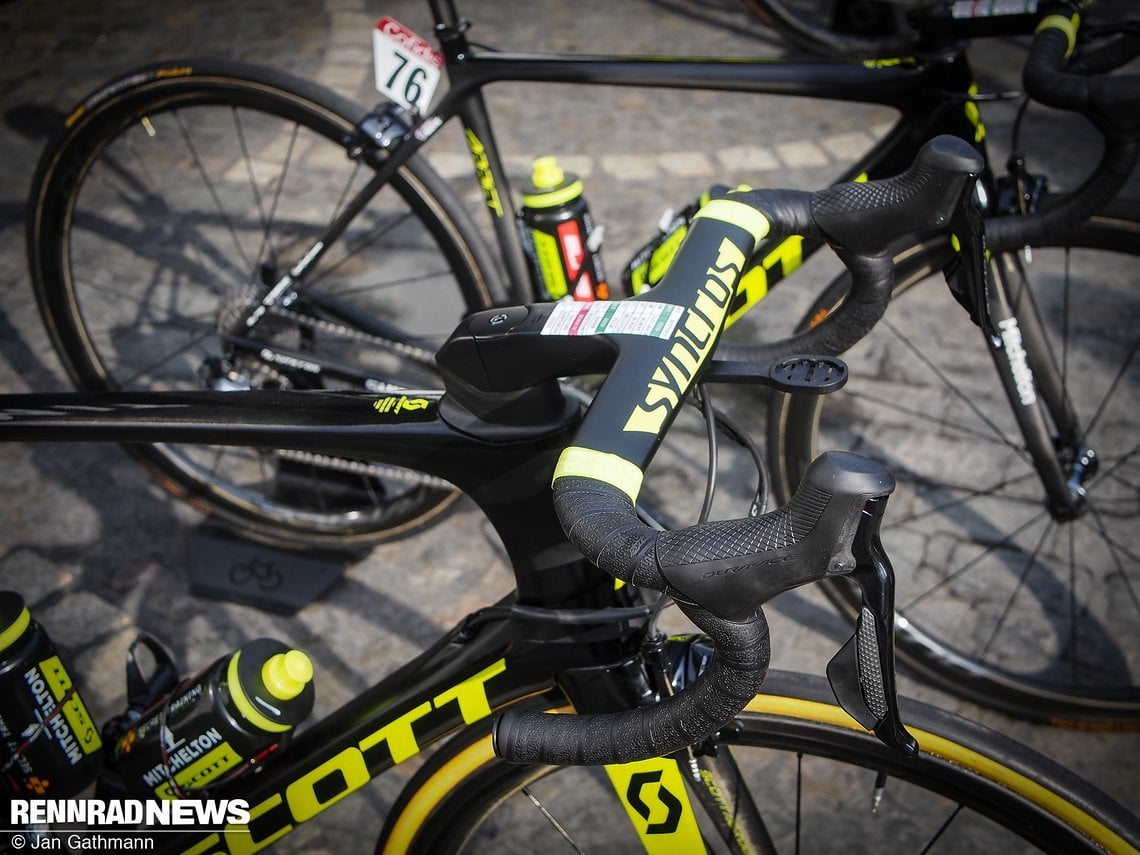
181;660;506;855
623;237;743;434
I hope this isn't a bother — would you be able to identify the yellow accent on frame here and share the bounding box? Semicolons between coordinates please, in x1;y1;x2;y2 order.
554;446;644;502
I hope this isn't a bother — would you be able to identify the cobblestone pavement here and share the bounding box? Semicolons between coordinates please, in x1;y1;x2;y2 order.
0;1;1137;852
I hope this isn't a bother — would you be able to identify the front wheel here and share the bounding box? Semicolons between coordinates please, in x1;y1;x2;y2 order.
769;209;1140;726
377;671;1139;853
28;59;500;546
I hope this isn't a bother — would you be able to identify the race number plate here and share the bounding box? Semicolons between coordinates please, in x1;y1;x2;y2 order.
373;17;444;112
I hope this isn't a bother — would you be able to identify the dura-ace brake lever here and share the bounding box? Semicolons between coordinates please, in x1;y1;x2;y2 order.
648;451;918;755
825;496;918;755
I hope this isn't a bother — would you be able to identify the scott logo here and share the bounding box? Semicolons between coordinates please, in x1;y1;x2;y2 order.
465;130;504;217
626;771;683;834
624;237;742;434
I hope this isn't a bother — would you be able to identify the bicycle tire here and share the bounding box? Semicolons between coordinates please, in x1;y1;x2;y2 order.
768;206;1140;726
376;670;1140;853
28;59;501;547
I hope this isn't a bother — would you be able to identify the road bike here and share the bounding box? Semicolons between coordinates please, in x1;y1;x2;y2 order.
23;0;1140;723
5;141;1139;854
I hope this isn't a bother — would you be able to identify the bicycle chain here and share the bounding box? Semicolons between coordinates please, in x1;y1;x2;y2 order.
264;305;438;366
231;304;448;491
273;448;453;490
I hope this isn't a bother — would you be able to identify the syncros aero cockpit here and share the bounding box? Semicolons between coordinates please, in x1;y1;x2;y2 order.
433;135;983;767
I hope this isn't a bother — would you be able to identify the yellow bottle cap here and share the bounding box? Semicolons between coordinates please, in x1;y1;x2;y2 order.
261;649;313;701
0;597;30;654
531;156;564;190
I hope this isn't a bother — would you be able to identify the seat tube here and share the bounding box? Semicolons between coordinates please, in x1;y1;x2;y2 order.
458;93;533;303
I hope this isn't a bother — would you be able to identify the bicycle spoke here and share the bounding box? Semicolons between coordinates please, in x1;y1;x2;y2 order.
70;269;217;330
261;119;300;261
209;445;232;480
880;316;1034;468
1068;522;1079;686
795;752;802;855
257;448;274;488
171;108;254;275
521;787;586;854
232;106;277;266
305;207;423;289
901;510;1050;612
312;267;465;302
918;804;964;855
1077;337;1137;450
891;469;1042;527
119;326;219;387
976;521;1054;660
79;175;245;294
1081;504;1140;621
1096;445;1140;500
329;158;364;224
840;386;1016;453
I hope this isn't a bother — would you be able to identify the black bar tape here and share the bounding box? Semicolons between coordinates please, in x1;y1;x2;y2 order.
551;478;665;591
1024;18;1140;133
716;250;893;363
1025;26;1090;112
717;136;981;363
989;17;1140;249
493;601;769;765
986;138;1139;251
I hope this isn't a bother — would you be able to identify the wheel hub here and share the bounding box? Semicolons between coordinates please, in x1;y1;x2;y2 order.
1049;445;1098;521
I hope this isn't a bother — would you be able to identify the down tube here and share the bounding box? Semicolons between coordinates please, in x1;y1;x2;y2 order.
152;614;573;854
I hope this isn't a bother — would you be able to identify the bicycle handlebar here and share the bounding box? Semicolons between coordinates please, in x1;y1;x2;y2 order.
717;136;984;363
1024;6;1140;133
988;4;1140;251
487;135;983;767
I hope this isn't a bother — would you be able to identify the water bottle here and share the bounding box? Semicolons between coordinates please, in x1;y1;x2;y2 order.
0;590;103;797
110;637;314;798
623;185;731;295
518;156;610;301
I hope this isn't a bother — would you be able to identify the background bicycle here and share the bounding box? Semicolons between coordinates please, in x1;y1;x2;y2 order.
0;0;1136;851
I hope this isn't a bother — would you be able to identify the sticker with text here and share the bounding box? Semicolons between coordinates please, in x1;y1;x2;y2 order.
541;301;683;338
373;17;443;112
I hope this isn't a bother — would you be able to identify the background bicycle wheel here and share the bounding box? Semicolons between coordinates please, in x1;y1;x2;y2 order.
0;0;1136;852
